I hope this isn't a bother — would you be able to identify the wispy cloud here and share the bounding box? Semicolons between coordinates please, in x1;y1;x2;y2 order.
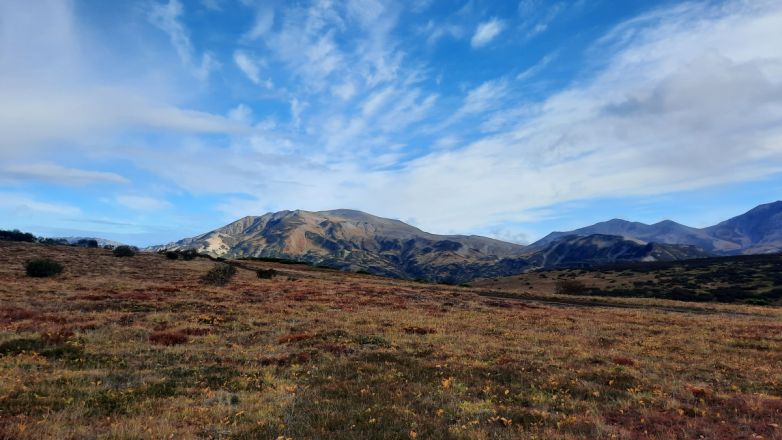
115;195;172;211
0;164;128;186
4;0;782;245
234;50;266;86
471;18;505;48
0;192;81;217
148;0;218;80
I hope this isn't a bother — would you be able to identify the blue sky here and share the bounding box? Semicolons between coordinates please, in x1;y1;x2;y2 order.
2;0;782;246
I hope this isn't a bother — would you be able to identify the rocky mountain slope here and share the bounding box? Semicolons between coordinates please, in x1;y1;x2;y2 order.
530;201;782;255
704;201;782;254
151;209;529;283
150;202;782;282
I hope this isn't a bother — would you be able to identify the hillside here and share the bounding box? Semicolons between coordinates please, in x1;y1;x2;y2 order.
525;234;711;269
472;252;782;305
1;241;780;439
531;201;782;254
149;210;724;283
151;209;528;283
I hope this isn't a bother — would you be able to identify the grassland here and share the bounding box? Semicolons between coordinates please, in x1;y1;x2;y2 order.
0;241;781;439
473;254;782;306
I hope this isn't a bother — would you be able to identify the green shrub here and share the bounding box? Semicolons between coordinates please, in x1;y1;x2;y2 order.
202;263;237;286
165;251;179;260
25;258;64;277
256;268;277;279
113;245;136;257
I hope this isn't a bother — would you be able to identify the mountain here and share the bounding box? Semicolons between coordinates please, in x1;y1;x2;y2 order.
149;202;782;282
525;234;711;269
151;209;529;283
530;219;721;251
530;201;782;255
704;201;782;254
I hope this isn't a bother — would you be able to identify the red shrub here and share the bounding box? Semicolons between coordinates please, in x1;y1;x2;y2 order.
149;331;189;346
0;307;38;323
612;357;635;366
278;332;314;344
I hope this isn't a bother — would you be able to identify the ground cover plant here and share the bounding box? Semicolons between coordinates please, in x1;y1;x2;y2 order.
0;241;780;439
474;253;782;305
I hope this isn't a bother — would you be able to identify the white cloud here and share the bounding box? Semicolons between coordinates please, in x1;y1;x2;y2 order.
244;6;274;40
148;0;218;80
516;52;557;81
471;18;504;48
157;0;782;237
228;104;253;124
332;82;357;101
234;50;261;84
0;192;81;217
201;0;222;11
116;195;172;211
1;164;128;186
0;86;249;152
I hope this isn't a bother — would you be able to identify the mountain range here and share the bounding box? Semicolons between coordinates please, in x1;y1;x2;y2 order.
531;201;782;255
150;201;782;283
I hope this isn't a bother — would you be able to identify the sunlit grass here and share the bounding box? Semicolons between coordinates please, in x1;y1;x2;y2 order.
0;241;780;439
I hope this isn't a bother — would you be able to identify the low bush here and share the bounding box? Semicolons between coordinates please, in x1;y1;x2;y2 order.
555;279;588;295
76;239;99;248
180;249;198;261
25;258;64;277
202;263;237;286
149;331;188;346
39;238;69;245
165;251;179;260
256;268;277;279
113;245;136;257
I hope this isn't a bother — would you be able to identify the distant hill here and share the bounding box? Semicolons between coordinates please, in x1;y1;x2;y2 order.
149;209;529;283
704;201;782;254
530;201;782;255
525;234;710;269
147;201;782;282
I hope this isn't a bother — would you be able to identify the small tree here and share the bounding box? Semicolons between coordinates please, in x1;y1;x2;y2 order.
113;245;136;257
165;251;179;260
25;259;64;277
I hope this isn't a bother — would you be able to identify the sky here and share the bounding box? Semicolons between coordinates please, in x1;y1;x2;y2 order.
1;0;782;246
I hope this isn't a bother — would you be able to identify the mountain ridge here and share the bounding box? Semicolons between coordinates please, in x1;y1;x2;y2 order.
529;201;782;255
149;201;782;282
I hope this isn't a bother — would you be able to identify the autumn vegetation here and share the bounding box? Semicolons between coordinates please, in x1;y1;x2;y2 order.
0;241;780;439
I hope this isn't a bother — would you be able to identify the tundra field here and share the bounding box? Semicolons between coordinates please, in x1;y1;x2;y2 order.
0;241;781;439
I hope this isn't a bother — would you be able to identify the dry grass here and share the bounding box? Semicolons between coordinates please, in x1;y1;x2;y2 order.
0;241;780;439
